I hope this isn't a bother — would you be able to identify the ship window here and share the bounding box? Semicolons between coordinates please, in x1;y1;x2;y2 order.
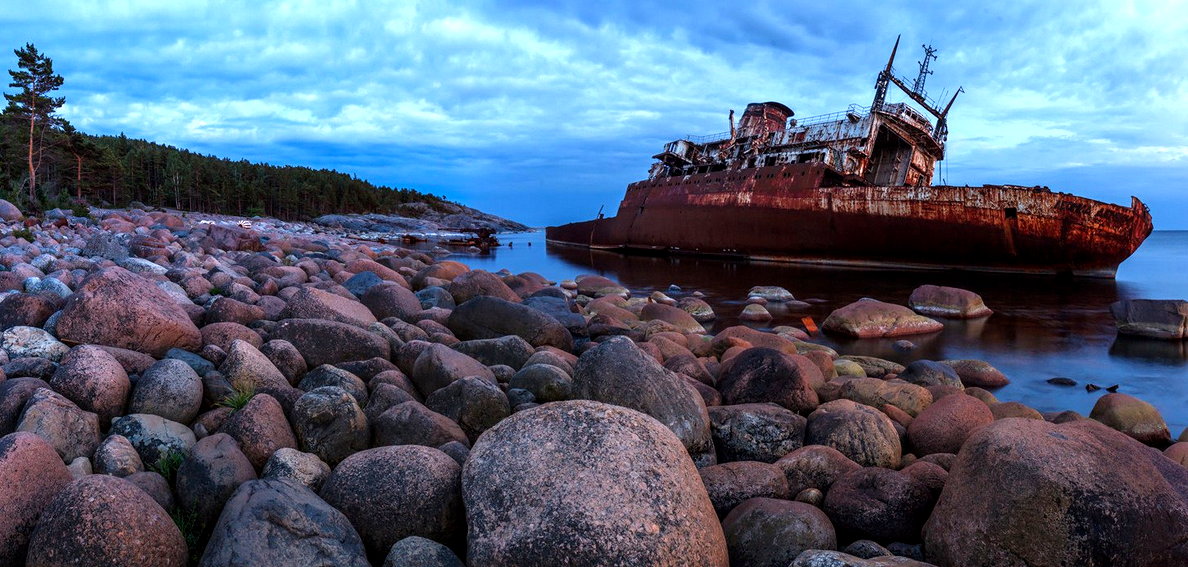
1005;207;1018;219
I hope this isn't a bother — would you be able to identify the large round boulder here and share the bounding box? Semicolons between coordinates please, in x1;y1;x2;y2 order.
897;360;963;390
805;399;901;469
49;344;131;427
128;358;203;424
55;267;202;357
291;386;369;466
447;295;574;351
261;447;331;492
451;335;535;370
906;392;993;456
361;282;424;322
446;269;521;304
774;445;862;496
17;387;102;463
462;400;728;566
0;377;49;436
411;343;496;398
723;498;837;567
175;432;258;527
372;401;469;448
641;302;706;333
699;461;790;517
1109;299;1188;339
1088;392;1171;446
923;418;1188;566
269;318;391;368
424;375;511;443
823;467;934;544
26;475;187;567
320;445;463;559
938;359;1010;388
218;393;297;470
717;348;821;413
708;403;806;463
0;432;74;566
382;536;465;567
200;477;369;567
572;336;714;464
282;286;377;328
109;413;197;466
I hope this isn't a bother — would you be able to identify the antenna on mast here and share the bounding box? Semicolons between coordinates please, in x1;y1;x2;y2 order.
912;44;937;97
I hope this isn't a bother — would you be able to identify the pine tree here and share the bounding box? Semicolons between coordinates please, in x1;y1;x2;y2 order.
4;43;64;203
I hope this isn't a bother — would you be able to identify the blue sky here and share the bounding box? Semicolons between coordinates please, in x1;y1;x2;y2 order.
3;1;1186;228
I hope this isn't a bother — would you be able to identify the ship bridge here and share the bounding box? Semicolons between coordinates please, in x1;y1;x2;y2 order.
648;37;960;188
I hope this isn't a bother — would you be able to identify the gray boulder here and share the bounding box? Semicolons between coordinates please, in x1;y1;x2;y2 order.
92;434;144;477
424;375;510;443
176;433;258;527
1109;299;1188;339
16;388;101;462
572;336;714;465
291;386;368;466
270;318;390;368
109;413;197;466
261;447;331;492
320;445;464;559
199;478;369;567
451;335;535;369
129;358;203;424
723;498;837;567
383;536;465;567
411;343;495;398
299;364;369;407
373;401;469;449
709;403;806;463
508;363;574;403
805;400;901;469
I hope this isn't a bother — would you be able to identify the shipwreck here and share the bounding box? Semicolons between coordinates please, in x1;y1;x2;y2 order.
546;38;1153;278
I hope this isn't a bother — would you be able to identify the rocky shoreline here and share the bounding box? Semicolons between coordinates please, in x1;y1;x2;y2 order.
0;201;1184;567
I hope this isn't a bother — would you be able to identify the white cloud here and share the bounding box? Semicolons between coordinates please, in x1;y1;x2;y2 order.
2;0;1187;226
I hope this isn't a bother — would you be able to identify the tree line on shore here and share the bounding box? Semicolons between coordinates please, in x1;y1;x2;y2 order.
1;43;450;219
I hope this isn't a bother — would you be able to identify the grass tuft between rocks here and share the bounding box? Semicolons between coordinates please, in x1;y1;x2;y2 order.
149;449;186;483
169;505;205;565
217;383;256;412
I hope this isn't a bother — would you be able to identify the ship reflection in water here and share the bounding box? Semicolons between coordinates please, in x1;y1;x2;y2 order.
439;230;1188;432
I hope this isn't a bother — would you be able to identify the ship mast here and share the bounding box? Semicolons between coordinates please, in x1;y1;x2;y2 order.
871;37;963;148
912;44;937;96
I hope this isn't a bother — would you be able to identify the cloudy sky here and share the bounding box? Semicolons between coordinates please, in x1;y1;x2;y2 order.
3;0;1186;228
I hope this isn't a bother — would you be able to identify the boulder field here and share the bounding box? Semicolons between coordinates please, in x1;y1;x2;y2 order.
0;200;1182;566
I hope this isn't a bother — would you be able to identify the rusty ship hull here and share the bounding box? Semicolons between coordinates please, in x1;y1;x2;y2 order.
545;163;1153;278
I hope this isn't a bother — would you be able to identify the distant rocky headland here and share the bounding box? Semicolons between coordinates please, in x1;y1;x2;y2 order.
313;201;531;237
0;199;1184;567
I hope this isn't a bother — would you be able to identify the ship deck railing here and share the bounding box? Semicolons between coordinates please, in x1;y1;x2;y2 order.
682;104;872;146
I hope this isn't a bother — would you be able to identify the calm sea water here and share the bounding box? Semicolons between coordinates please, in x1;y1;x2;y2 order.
433;230;1188;433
